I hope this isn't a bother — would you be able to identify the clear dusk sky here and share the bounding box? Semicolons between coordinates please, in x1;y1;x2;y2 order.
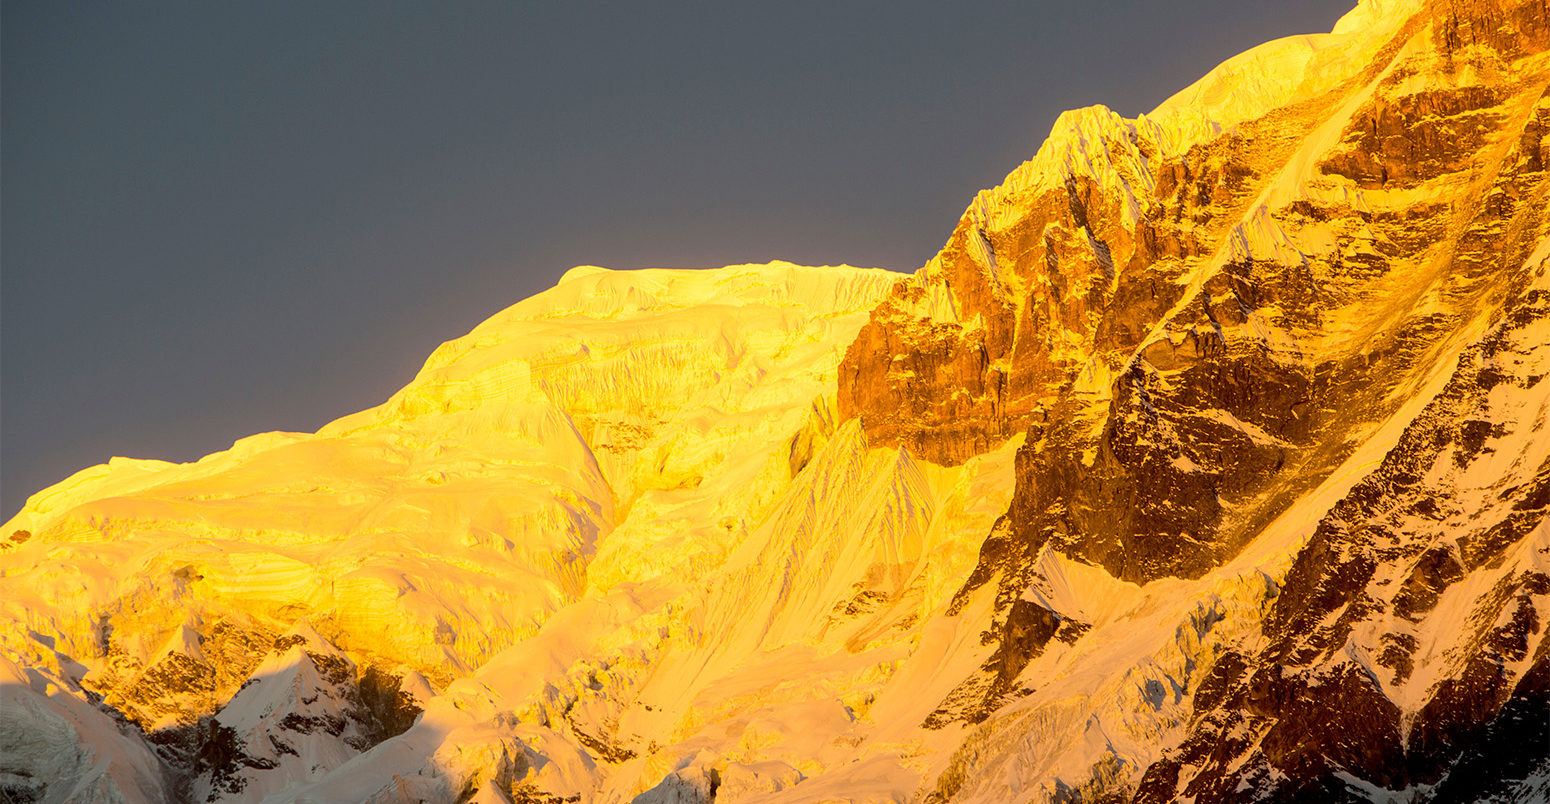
2;1;1357;519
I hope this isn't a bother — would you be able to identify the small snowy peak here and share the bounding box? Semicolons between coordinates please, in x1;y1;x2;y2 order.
104;624;222;731
217;643;355;741
979;105;1156;229
197;626;424;803
200;655;356;801
153;624;208;667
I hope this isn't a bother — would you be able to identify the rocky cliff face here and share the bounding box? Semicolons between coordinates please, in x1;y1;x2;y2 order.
4;2;1550;803
846;0;1548;582
1133;248;1550;802
844;0;1550;798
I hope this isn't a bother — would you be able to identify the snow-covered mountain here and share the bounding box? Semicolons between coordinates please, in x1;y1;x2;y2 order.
4;1;1548;802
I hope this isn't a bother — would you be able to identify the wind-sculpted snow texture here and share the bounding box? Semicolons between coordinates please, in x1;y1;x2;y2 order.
5;1;1550;802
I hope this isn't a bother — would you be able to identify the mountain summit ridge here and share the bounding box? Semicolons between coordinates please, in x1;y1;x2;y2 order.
5;1;1550;802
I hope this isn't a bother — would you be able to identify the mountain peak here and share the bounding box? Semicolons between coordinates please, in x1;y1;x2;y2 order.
5;2;1550;802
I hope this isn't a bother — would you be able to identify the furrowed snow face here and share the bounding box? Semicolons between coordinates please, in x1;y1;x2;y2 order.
5;2;1550;803
1;262;906;801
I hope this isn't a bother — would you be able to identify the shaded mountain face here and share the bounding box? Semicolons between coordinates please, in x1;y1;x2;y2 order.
1134;252;1550;803
4;1;1550;803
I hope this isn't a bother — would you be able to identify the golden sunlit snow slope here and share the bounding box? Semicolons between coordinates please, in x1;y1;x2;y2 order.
0;258;1039;803
2;262;899;684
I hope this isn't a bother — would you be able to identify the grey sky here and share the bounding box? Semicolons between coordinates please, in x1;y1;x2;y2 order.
2;1;1356;518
